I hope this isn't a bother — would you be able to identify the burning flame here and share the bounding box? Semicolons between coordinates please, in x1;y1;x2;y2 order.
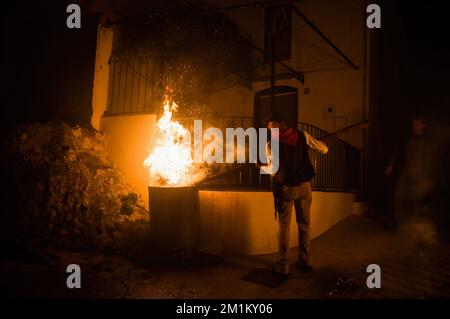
144;98;204;187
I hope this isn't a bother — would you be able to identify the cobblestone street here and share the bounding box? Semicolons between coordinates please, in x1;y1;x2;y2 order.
2;216;450;299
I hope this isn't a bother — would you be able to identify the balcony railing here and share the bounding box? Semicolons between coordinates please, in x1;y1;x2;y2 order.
191;116;360;193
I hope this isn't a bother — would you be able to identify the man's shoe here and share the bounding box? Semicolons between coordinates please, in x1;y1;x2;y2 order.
272;262;290;275
294;261;312;273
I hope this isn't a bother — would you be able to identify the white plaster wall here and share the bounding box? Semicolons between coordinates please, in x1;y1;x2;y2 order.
199;190;355;255
204;0;366;149
100;114;157;210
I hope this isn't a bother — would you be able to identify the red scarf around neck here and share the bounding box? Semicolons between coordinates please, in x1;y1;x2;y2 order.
272;127;298;146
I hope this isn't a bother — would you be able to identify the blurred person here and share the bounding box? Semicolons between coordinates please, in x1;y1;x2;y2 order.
385;114;435;227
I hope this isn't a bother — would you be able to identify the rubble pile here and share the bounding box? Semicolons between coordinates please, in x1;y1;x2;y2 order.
3;121;149;253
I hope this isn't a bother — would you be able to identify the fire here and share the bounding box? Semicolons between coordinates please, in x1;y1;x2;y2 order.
144;98;204;187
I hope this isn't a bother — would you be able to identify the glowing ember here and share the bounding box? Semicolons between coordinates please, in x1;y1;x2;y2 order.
144;98;204;187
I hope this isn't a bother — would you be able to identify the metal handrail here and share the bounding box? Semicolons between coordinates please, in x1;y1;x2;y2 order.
196;116;361;193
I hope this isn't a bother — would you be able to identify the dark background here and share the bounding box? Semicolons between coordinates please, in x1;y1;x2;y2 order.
2;0;98;131
366;0;450;217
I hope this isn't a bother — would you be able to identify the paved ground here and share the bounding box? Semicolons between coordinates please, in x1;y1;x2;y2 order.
2;215;450;298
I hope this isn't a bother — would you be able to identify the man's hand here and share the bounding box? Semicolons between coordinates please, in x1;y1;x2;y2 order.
385;165;393;176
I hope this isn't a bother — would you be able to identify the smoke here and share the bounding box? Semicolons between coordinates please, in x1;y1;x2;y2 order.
400;217;438;247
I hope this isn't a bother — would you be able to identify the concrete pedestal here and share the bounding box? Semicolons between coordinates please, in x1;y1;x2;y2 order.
149;186;199;260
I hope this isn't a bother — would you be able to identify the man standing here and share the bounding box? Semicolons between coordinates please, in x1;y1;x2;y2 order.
260;112;328;274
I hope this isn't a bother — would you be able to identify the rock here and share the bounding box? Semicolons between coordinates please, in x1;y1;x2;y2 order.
3;121;149;254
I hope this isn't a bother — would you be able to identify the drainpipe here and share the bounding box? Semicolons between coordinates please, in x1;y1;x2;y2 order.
362;1;371;202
